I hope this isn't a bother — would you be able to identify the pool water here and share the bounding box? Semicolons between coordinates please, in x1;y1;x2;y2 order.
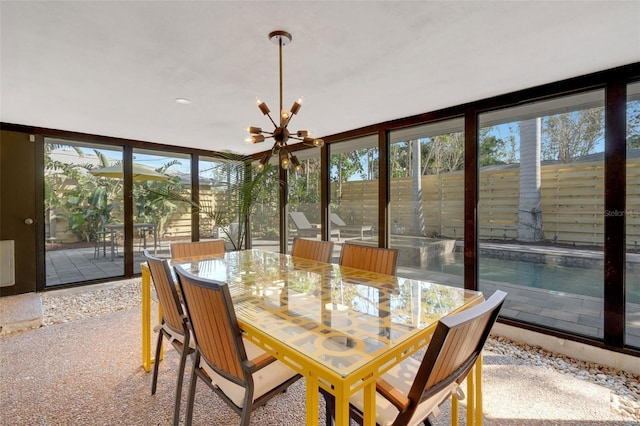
425;252;640;304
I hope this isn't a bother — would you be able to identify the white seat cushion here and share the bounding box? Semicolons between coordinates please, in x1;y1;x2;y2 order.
200;339;298;408
349;356;462;426
160;322;195;350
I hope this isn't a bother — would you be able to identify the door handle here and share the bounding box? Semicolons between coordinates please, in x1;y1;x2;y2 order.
24;218;34;225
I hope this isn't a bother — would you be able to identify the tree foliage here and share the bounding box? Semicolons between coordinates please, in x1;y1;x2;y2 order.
541;108;604;162
478;134;507;167
628;100;640;148
45;147;122;242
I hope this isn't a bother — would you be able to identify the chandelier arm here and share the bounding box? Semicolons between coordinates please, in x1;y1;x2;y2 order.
286;108;297;127
264;112;278;128
289;135;321;144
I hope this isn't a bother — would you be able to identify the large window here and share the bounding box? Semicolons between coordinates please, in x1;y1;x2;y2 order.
198;156;250;248
35;64;640;355
329;135;379;252
478;90;606;339
389;118;465;280
251;160;280;253
287;151;322;253
132;149;190;272
44;139;124;285
626;81;640;349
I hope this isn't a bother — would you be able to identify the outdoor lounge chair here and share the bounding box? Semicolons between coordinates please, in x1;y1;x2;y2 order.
289;211;340;240
143;250;194;426
323;290;507;426
330;213;374;239
174;265;302;426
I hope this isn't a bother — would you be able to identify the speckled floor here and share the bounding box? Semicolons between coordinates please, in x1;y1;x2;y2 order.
0;285;637;425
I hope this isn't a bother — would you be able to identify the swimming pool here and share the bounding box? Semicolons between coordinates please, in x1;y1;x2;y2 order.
424;252;640;304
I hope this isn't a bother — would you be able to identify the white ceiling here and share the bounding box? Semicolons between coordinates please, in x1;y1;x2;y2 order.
2;1;639;156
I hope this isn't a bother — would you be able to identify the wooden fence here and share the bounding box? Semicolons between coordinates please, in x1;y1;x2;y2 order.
333;159;640;248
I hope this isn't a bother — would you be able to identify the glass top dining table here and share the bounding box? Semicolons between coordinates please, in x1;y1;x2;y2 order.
142;249;484;426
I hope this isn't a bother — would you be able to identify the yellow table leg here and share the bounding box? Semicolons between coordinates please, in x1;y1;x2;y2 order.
305;374;319;426
141;263;163;372
475;355;483;426
452;395;459;426
334;383;350;426
466;364;475;426
141;263;152;372
362;380;376;426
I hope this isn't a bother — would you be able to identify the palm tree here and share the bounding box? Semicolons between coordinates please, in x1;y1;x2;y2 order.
518;118;543;242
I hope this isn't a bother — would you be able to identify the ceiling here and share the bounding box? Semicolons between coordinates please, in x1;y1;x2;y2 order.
2;1;639;156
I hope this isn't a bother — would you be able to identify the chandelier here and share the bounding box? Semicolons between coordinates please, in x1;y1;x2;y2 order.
248;30;324;173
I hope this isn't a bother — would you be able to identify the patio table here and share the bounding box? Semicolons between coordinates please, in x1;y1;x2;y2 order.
141;249;484;426
104;223;157;261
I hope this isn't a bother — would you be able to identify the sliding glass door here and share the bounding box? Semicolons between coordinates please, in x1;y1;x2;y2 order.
44;139;124;286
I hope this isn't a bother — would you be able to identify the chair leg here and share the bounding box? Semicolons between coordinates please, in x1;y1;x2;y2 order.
151;329;163;395
172;340;190;426
185;354;200;426
320;388;335;426
240;387;254;426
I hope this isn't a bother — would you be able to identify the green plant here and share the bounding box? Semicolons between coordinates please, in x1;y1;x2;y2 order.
45;148;121;242
132;160;183;238
146;155;274;250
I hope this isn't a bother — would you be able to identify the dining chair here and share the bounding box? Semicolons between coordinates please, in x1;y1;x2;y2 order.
174;265;303;426
291;237;335;263
143;250;194;426
324;290;507;426
339;242;399;275
170;240;225;259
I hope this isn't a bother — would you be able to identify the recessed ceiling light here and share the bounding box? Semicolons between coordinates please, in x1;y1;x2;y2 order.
175;98;192;105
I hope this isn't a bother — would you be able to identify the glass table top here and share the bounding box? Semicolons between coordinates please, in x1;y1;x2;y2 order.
171;249;482;378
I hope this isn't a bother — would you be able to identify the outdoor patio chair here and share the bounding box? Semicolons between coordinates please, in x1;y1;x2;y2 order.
339;242;398;275
330;213;374;239
94;216;117;259
170;240;225;260
289;211;340;240
324;290;507;426
93;229;114;259
291;237;334;263
174;265;303;426
143;250;194;426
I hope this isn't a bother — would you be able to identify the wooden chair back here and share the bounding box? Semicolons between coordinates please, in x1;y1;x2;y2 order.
143;250;185;333
339;242;398;275
400;290;507;425
174;265;248;384
291;238;334;263
170;240;225;260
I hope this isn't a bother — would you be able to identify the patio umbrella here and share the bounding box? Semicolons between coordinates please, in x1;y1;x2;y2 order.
89;163;169;181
